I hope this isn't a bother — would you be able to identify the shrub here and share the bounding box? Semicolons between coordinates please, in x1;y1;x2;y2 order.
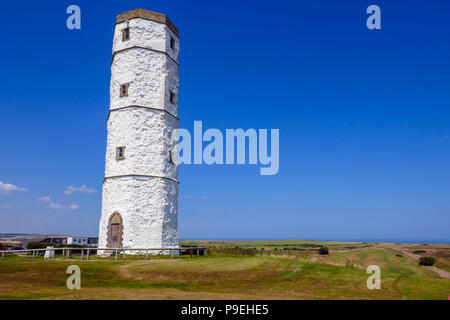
413;250;426;254
207;247;257;256
344;258;353;267
301;244;322;248
418;257;435;266
27;242;90;249
318;247;329;255
27;242;55;249
395;253;402;257
55;244;90;248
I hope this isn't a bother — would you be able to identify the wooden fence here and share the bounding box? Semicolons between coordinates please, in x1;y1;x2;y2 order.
0;247;207;261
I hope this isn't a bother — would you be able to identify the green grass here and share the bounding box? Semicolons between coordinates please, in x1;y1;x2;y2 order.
326;247;437;278
1;240;448;300
1;253;449;300
182;240;362;250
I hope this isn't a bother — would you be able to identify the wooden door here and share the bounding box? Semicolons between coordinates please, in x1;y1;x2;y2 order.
108;212;122;248
111;223;120;248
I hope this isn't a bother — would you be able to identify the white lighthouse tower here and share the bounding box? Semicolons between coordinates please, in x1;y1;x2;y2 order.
98;9;179;253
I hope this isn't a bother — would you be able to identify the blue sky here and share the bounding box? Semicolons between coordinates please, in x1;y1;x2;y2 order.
1;0;449;242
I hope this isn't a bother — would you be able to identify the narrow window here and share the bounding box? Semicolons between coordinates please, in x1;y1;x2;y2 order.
120;83;129;97
170;91;176;104
116;146;125;160
170;36;175;50
122;27;130;41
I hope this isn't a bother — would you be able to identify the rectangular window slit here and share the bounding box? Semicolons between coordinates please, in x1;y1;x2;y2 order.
116;146;125;160
120;83;129;97
170;91;176;104
122;27;130;41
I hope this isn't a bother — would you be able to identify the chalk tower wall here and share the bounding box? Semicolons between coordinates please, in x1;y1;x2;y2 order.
98;9;179;252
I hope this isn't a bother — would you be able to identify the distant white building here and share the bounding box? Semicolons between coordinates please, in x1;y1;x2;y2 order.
67;237;98;247
24;235;98;248
98;9;180;253
67;236;87;246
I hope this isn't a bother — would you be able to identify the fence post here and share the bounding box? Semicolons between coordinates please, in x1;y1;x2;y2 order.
1;252;4;261
62;248;65;258
32;250;35;259
123;249;126;260
115;249;118;260
146;250;148;260
81;249;84;260
87;249;90;260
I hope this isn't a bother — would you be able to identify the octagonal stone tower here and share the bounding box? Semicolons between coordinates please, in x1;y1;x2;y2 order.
98;9;179;253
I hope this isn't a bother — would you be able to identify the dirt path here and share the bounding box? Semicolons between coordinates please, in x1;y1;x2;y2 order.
381;244;450;280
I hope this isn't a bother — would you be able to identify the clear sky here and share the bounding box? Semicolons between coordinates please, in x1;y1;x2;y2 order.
1;0;449;243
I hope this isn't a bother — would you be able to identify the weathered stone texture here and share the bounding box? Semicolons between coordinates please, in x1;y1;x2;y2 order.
98;10;179;253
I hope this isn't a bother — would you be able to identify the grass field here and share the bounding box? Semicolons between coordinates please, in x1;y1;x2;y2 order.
0;240;449;300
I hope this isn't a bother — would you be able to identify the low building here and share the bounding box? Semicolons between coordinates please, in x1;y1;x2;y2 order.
67;236;88;246
24;235;99;248
67;237;99;247
87;237;98;247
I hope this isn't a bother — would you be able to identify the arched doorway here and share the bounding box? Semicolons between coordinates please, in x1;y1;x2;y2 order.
107;212;123;248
